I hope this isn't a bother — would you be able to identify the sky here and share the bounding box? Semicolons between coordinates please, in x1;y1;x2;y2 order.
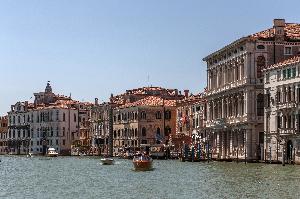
1;0;300;115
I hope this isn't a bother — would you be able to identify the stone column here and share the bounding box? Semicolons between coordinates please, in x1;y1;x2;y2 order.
244;90;248;116
212;101;215;120
221;98;225;118
292;85;295;102
240;56;245;79
207;70;210;90
244;53;250;80
233;63;236;82
245;128;253;161
295;85;298;103
216;69;219;89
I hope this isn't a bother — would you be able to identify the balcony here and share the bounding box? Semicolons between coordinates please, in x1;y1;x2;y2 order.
206;79;247;96
277;101;298;110
206;115;248;128
278;128;298;135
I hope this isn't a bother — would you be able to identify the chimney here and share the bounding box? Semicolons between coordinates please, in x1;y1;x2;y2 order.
273;19;285;42
184;90;189;98
95;98;99;105
175;89;178;96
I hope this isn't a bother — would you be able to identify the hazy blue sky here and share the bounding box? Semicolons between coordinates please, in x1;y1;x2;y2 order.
1;0;300;115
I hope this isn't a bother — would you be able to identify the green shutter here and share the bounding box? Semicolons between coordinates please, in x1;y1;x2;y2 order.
292;68;296;77
287;68;291;78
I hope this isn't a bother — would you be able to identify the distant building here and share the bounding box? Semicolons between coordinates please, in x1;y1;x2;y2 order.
0;116;8;154
203;19;300;161
90;100;115;156
263;56;300;164
176;92;206;145
108;86;184;155
7;82;81;155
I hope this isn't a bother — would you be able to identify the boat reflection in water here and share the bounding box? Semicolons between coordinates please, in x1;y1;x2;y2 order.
133;153;153;171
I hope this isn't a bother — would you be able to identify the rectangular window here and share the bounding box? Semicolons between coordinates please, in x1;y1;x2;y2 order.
63;140;65;145
283;69;286;79
285;47;292;55
266;73;270;83
287;68;291;78
292;67;296;77
277;116;281;128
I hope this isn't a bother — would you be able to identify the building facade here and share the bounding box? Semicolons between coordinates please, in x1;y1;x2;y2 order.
90;100;114;156
112;96;177;155
0;116;8;154
264;56;300;164
7;82;80;155
203;19;300;161
176;93;206;144
107;87;184;155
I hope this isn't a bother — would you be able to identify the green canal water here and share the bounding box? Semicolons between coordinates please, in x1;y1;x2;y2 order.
1;156;300;199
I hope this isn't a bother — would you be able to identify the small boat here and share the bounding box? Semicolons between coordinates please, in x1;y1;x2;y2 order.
27;153;33;158
133;154;153;171
100;157;114;165
46;148;59;157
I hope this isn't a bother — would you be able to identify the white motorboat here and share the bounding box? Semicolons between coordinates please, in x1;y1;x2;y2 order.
100;157;114;165
47;148;59;157
27;153;33;158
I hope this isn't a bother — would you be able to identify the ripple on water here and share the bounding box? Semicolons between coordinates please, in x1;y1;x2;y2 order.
1;157;300;199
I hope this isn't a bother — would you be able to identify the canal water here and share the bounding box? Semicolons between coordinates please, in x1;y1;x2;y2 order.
1;156;300;199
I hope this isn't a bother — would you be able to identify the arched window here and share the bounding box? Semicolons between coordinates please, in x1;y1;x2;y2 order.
63;113;66;122
165;110;172;119
74;114;77;122
124;128;127;137
134;112;138;120
257;56;266;78
257;94;264;116
141;112;147;120
135;128;138;137
113;131;117;138
142;127;146;137
156;111;162;119
156;128;161;136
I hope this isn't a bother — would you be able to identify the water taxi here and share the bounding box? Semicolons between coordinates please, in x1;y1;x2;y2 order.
100;157;114;165
46;148;59;157
133;154;153;171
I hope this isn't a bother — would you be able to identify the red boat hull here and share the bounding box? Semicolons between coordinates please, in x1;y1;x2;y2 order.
133;160;153;171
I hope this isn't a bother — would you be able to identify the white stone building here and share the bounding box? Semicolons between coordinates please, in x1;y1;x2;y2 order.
7;83;79;155
203;19;300;161
264;56;300;164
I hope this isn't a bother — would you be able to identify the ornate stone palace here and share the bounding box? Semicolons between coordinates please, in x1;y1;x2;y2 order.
5;82;91;155
203;19;300;161
264;56;300;164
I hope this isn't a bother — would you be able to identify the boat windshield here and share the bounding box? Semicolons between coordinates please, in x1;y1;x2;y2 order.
134;155;151;161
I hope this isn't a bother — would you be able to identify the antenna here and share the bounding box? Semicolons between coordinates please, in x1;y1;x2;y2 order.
147;74;150;87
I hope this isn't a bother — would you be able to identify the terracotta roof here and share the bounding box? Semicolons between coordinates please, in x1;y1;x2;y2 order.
251;23;300;40
111;86;183;105
204;22;300;61
177;93;205;106
263;56;300;72
120;96;177;108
